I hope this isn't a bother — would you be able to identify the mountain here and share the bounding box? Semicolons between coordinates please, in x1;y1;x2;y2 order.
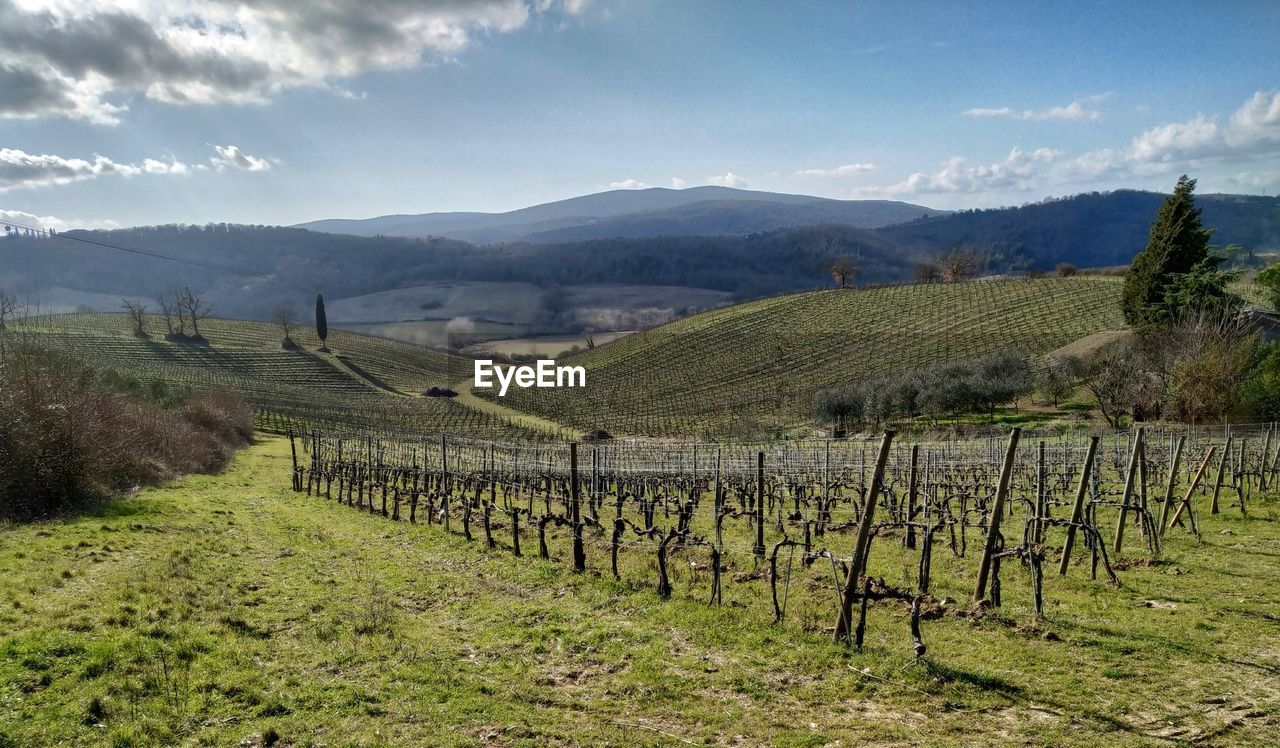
881;190;1279;270
296;186;947;243
3;188;1273;332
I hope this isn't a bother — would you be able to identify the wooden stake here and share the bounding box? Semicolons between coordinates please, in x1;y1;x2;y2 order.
571;442;585;572
834;430;894;642
1157;435;1185;533
975;428;1022;600
1211;436;1231;514
1169;446;1215;530
1113;427;1144;553
1057;435;1100;576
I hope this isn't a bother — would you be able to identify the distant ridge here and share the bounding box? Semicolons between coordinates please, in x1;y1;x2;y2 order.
296;186;947;243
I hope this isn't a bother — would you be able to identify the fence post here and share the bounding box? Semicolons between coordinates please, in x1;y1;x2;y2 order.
1113;427;1144;553
571;442;585;572
834;430;894;643
905;444;919;549
754;451;766;562
1158;436;1186;533
288;430;299;492
975;428;1021;600
1058;436;1100;576
1211;436;1231;514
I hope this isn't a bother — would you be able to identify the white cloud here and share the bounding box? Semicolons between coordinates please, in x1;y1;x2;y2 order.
963;99;1103;123
1072;90;1280;177
858;91;1280;202
670;177;686;189
0;207;119;231
792;163;876;178
0;144;271;190
609;178;648;189
861;147;1060;197
707;171;748;188
210;144;272;172
0;0;584;125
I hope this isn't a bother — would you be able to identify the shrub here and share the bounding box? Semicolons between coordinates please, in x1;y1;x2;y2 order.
0;340;253;521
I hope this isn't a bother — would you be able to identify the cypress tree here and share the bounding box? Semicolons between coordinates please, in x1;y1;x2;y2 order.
315;294;328;350
1121;175;1215;329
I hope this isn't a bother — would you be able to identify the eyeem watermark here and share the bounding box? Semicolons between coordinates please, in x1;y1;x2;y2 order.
474;359;585;396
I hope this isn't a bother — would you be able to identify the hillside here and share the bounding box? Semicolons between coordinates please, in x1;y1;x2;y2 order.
2;190;1272;329
13;314;549;439
486;277;1127;437
882;191;1279;270
296;186;945;243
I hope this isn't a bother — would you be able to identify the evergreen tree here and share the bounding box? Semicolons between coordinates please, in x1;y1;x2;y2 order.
1121;175;1216;328
315;294;328;350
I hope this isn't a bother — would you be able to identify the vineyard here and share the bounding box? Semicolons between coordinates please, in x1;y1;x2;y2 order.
12;313;555;440
288;422;1280;655
485;277;1127;437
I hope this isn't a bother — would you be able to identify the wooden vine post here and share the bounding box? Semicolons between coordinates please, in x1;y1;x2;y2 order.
753;451;765;562
834;430;894;643
1057;435;1100;576
1169;446;1216;530
1158;435;1185;533
974;427;1021;601
1034;440;1046;544
1211;436;1232;514
1113;427;1144;553
571;442;585;573
905;444;919;549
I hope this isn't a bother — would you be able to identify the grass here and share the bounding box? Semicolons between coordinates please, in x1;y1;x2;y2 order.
11;314;549;440
488;277;1128;438
2;436;1278;746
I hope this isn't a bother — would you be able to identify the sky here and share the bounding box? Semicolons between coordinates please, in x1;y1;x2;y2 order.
1;0;1278;230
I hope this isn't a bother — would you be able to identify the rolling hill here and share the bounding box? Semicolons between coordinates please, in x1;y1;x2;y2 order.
12;313;556;439
296;186;946;243
483;277;1129;437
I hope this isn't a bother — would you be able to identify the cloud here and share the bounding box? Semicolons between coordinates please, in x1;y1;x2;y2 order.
0;148;140;190
0;144;271;190
1068;90;1280;178
0;207;119;231
862;147;1060;197
963;99;1104;123
792;163;876;178
857;91;1280;202
0;0;582;125
210;144;272;172
609;178;648;189
707;171;749;188
670;177;686;189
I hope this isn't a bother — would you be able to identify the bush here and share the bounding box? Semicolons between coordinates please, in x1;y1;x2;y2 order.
815;352;1035;430
0;340;254;522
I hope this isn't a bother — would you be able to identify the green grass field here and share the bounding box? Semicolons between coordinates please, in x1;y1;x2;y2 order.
486;277;1128;437
13;313;550;440
2;436;1278;746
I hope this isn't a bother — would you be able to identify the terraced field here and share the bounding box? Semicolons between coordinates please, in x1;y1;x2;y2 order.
488;277;1128;437
13;314;546;439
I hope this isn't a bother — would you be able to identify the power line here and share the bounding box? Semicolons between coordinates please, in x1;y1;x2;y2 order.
0;219;247;273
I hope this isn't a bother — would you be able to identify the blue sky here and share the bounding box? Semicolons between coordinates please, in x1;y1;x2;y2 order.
1;0;1278;230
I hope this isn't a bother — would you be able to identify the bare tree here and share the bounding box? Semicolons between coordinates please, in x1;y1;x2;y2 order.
179;287;212;339
913;262;941;283
938;248;980;283
0;288;20;330
121;299;149;337
1081;345;1140;428
274;303;299;346
829;257;859;289
157;295;173;335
